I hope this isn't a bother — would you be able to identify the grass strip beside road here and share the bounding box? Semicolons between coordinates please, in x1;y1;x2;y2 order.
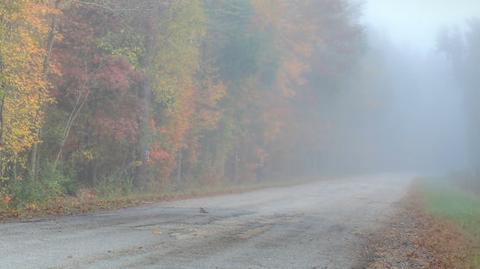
364;181;472;269
419;178;480;267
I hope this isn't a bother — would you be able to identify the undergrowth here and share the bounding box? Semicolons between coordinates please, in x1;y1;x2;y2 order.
0;176;313;221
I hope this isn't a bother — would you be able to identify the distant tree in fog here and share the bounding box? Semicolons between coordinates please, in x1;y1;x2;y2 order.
439;20;480;172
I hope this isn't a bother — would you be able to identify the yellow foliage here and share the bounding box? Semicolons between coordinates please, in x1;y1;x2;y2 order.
0;1;54;162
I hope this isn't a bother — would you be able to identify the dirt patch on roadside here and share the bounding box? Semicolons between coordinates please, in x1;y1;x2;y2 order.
364;189;472;269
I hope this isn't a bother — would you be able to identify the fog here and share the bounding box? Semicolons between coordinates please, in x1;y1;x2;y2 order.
361;0;480;52
2;2;480;267
317;0;479;176
265;0;480;178
365;40;469;173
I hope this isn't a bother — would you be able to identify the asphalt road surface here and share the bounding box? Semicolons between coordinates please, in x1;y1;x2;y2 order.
0;174;412;269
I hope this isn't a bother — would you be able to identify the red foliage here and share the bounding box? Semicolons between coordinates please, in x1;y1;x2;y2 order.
94;112;139;142
95;57;132;94
3;195;12;205
149;144;171;163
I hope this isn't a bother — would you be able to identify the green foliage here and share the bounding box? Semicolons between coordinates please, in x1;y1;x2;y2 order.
41;162;77;196
149;0;206;110
95;175;134;199
207;0;263;83
194;116;238;182
97;30;144;68
8;163;74;208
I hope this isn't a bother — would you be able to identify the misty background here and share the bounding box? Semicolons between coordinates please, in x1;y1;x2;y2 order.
325;0;480;175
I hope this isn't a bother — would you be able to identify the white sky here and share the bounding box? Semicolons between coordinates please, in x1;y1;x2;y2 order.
360;0;480;51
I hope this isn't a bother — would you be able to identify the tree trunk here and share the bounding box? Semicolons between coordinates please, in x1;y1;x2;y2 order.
176;149;183;184
0;95;5;178
30;0;60;180
135;74;153;189
134;9;158;189
233;147;239;182
54;88;89;168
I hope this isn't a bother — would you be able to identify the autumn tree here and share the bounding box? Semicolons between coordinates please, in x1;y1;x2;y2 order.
0;1;53;183
38;1;144;188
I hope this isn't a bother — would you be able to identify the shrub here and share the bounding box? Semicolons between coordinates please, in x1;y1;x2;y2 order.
8;163;75;209
95;175;134;199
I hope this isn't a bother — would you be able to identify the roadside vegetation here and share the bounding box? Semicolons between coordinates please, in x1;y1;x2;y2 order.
365;177;480;269
0;176;312;221
419;176;480;268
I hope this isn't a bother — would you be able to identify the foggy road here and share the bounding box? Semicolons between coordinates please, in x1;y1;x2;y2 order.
0;175;412;269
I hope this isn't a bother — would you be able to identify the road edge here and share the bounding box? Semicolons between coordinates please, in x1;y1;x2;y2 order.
362;184;472;268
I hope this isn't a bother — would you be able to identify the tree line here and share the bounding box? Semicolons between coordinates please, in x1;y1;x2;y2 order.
0;0;363;206
439;20;480;174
